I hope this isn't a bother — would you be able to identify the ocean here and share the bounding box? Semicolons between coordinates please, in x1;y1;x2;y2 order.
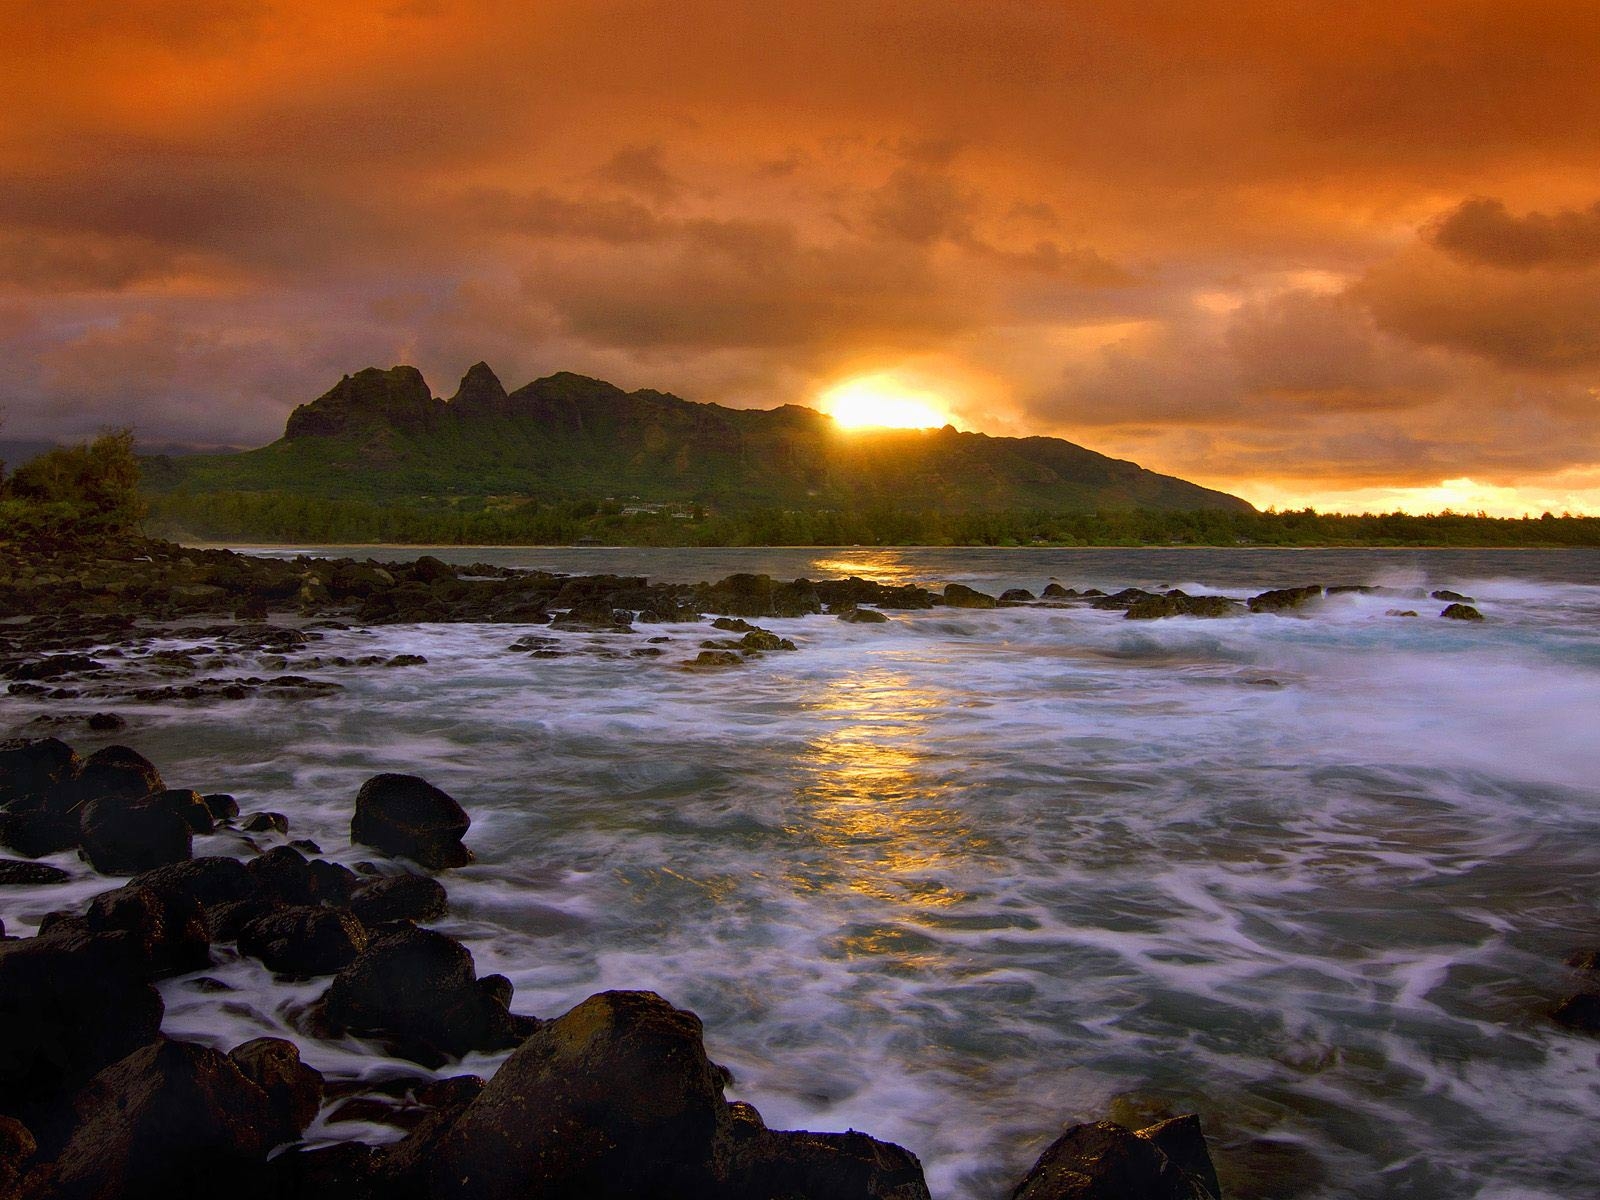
5;546;1598;1198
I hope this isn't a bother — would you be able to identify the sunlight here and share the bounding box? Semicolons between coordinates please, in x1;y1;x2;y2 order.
819;374;951;430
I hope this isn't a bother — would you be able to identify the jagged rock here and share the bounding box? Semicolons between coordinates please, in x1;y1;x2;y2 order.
238;906;368;976
1440;603;1484;621
285;366;444;441
725;1123;931;1200
695;574;822;619
0;930;163;1110
943;583;997;609
78;794;193;875
85;883;210;978
1009;1117;1220;1200
351;774;473;869
313;925;529;1067
0;859;70;886
349;871;448;927
1247;585;1323;613
24;1039;282;1198
229;1037;325;1143
373;1075;487;1194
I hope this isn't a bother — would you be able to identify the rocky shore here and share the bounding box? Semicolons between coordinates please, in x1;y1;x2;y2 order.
2;538;1559;1199
0;731;1228;1200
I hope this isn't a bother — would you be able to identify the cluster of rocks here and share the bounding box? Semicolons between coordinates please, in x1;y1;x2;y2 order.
0;730;1228;1199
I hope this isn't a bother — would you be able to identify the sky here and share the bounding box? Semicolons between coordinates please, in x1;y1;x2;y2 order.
3;1;1599;515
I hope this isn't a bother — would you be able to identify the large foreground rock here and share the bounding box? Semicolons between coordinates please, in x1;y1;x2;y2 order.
351;774;473;868
1010;1116;1220;1200
22;1039;293;1199
430;989;929;1200
0;930;163;1115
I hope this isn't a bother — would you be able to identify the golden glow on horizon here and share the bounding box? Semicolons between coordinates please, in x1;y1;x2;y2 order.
820;374;953;431
1236;475;1600;517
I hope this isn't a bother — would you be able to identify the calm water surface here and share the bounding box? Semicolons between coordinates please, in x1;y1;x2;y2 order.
4;547;1597;1198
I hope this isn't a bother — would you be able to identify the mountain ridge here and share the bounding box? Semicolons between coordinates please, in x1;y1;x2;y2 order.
148;363;1254;514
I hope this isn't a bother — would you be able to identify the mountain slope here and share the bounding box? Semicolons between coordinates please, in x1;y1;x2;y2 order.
146;363;1253;513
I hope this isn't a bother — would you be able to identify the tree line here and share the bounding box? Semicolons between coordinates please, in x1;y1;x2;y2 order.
143;488;1600;548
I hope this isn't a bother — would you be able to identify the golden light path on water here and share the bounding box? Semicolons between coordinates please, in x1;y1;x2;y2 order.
789;669;986;968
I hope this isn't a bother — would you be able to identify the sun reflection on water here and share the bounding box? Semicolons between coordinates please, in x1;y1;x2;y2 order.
788;671;985;946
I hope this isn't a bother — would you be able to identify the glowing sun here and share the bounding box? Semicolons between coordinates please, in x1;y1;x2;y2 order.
820;374;951;430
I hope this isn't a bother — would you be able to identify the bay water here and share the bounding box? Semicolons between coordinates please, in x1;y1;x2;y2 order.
4;547;1598;1198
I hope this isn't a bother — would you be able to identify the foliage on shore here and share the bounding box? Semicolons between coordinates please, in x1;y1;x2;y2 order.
0;431;145;547
144;488;1600;547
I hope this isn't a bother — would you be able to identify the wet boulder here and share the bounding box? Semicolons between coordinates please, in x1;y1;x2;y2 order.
1000;588;1038;604
157;788;216;834
349;871;448;927
429;990;930;1200
429;990;729;1199
72;744;165;806
943;583;997;609
1009;1117;1220;1200
0;929;163;1111
239;906;368;976
78;794;193;875
85;883;210;978
1440;603;1484;621
131;855;256;911
24;1039;281;1199
203;793;241;820
1247;585;1323;613
229;1037;325;1144
0;737;80;808
351;773;473;869
313;925;528;1066
246;844;320;905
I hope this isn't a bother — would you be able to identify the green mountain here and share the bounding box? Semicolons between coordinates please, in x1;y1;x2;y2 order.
144;363;1253;513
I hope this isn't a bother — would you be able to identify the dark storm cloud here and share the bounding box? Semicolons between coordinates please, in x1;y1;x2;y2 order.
1429;198;1600;270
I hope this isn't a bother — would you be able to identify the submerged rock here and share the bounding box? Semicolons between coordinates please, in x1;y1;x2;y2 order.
839;608;890;624
1125;593;1242;620
351;774;473;869
0;859;70;886
1440;603;1484;621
